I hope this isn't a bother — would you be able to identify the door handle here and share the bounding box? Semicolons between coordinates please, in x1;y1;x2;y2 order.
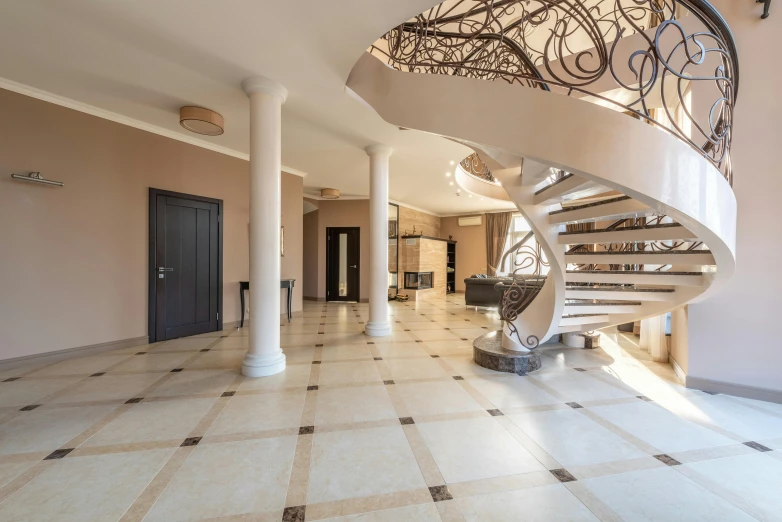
350;265;357;268
158;267;174;272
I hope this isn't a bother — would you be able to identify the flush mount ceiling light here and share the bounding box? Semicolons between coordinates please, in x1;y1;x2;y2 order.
321;188;340;199
180;106;224;136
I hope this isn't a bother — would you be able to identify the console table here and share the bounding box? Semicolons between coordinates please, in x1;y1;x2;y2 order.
239;279;295;327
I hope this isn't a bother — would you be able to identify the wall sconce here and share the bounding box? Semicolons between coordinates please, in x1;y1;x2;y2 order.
10;172;64;187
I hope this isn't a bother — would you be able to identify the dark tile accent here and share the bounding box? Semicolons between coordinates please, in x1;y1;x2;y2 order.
654;454;681;466
319;323;326;326
374;357;383;361
44;448;74;460
404;329;411;332
443;328;450;330
221;335;230;338
395;321;401;323
399;417;415;425
487;409;504;416
637;395;653;402
574;368;587;372
415;340;423;343
200;348;210;352
90;372;106;377
315;344;323;347
2;377;21;382
550;468;577;483
481;326;488;329
181;437;202;447
430;355;440;358
453;376;464;381
744;441;772;452
19;404;41;411
221;391;236;397
358;322;364;325
312;361;321;365
170;368;183;373
367;342;374;345
307;385;319;391
318;332;325;335
429;485;453;502
566;402;583;409
384;380;395;385
460;338;468;341
136;351;147;355
464;319;470;321
125;398;143;404
299;426;315;435
702;390;719;395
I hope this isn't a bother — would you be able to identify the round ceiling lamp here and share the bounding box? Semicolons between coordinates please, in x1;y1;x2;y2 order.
180;106;224;136
321;188;340;199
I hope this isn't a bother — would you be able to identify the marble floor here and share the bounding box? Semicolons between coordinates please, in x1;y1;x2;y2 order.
1;296;782;521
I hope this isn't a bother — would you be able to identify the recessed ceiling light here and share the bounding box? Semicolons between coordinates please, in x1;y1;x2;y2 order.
446;172;451;177
180;106;224;136
449;182;453;186
449;161;455;165
468;194;472;198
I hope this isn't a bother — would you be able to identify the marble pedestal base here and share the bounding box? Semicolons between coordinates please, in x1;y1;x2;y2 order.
473;330;541;376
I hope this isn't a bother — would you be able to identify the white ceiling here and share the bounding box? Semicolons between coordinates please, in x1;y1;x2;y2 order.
0;0;517;216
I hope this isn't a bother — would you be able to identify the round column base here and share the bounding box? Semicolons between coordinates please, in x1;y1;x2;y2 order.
242;351;286;377
364;321;392;337
562;332;600;350
474;330;542;376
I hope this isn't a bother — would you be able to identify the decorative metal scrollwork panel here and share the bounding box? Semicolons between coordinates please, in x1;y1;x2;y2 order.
370;0;737;183
498;241;549;349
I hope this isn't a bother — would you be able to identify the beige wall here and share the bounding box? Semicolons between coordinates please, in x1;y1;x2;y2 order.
399;205;440;237
441;215;488;292
685;3;782;396
302;207;319;299
280;174;304;314
0;88;302;360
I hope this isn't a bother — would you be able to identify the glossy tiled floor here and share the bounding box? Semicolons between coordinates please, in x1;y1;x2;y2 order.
2;296;782;521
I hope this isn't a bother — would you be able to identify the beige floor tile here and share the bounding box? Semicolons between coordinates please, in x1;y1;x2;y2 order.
456;483;599;521
109;352;195;373
0;448;174;522
0;461;36;489
373;342;430;359
308;426;426;504
84;397;217;446
440;355;502;376
185;350;245;370
145;437;297;521
52;374;163;404
0;378;82;408
284;346;317;364
319;502;442;521
467;376;562;408
383;358;449;380
147;369;237;397
320;344;373;362
210;336;250;350
151;337;216;352
318;361;382;386
314;385;397;426
238;364;311;391
207;391;306;435
25;354;133;377
395;381;485;417
0;404;117;455
418;417;546;483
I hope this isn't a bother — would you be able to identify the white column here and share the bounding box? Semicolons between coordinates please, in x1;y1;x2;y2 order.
364;144;393;337
241;76;288;377
640;314;668;363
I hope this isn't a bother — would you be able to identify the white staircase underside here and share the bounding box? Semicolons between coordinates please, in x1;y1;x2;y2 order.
558;225;698;245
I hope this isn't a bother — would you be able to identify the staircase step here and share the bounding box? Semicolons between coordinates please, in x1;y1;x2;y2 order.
564;300;642;314
559;314;609;327
558;224;698;245
565;286;677;302
534;174;587;205
565;270;703;286
565;250;715;266
549;196;650;224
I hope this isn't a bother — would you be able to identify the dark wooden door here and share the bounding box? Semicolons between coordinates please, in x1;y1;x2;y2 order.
149;189;222;342
326;227;360;302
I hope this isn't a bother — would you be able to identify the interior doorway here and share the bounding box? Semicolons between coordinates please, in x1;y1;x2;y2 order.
326;227;360;302
148;188;223;342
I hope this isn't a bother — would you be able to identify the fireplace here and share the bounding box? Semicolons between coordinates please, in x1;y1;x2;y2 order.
404;272;433;290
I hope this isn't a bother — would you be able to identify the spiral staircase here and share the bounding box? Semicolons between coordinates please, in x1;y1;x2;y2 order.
347;0;738;356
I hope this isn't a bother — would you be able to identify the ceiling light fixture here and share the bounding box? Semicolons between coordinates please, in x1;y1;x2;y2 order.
321;188;340;199
179;106;224;136
449;160;455;165
449;182;454;186
446;172;451;177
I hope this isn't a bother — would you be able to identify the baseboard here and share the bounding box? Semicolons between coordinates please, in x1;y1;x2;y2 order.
669;356;687;385
223;320;241;330
0;335;149;372
686;375;782;405
303;296;324;302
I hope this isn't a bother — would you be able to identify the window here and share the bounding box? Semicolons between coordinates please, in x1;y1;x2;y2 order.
499;214;548;275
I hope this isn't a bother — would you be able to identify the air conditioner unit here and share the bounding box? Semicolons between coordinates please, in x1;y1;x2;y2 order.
458;215;482;227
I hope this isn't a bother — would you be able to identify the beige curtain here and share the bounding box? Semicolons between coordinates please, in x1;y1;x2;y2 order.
486;212;512;276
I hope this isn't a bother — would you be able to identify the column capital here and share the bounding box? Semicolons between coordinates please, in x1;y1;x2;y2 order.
364;144;393;158
242;76;288;103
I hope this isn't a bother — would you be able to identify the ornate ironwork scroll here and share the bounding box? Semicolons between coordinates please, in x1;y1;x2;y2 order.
459;153;496;183
370;0;738;183
498;240;549;349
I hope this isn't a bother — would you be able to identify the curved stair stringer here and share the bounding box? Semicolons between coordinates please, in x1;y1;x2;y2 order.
347;52;737;344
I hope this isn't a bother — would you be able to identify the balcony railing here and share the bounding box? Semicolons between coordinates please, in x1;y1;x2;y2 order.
459;153;496;183
370;0;738;183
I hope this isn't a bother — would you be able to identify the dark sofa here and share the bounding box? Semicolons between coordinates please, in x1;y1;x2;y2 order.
464;275;546;308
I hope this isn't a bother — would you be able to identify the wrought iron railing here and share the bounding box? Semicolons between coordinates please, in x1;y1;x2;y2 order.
370;0;738;183
459;153;496;183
